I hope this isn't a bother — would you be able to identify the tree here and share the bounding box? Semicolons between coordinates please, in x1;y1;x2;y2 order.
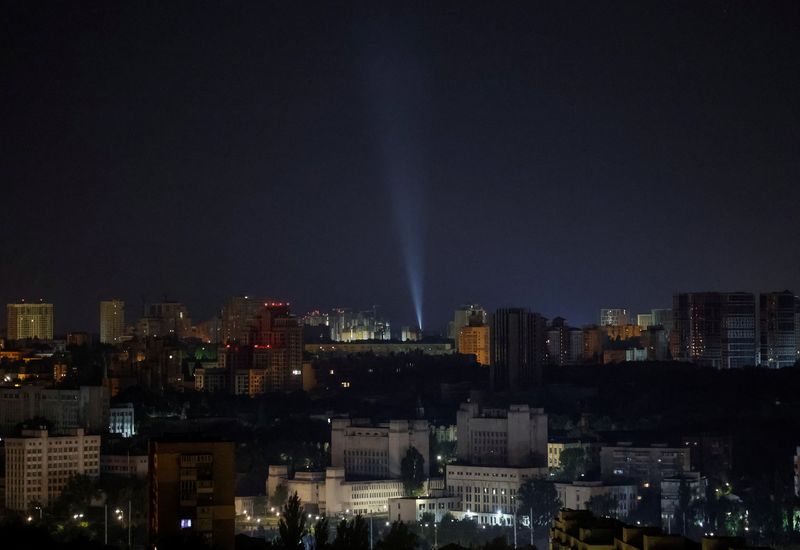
586;493;619;519
375;521;418;550
517;479;561;535
313;516;330;550
278;492;306;549
271;483;289;508
558;448;586;481
401;447;426;497
332;515;368;550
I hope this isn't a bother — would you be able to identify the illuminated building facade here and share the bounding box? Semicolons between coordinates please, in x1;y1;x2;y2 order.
7;302;54;341
329;307;391;342
456;401;547;466
599;308;629;327
554;480;638;518
450;304;487;346
100;299;125;344
330;418;430;479
458;323;490;365
149;438;235;550
137;301;191;339
220;296;264;344
109;403;135;438
4;428;100;511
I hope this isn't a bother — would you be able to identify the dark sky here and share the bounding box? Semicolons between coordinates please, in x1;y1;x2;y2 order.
2;1;799;334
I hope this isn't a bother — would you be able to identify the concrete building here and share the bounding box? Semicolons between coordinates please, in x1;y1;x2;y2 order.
331;418;430;479
554;480;638;519
7;302;54;341
267;465;424;516
4;428;100;511
458;323;490;366
456;401;547;466
101;453;149;478
490;308;547;389
220;296;264;345
600;443;691;484
149;437;235;550
388;494;462;523
109;403;135;438
636;314;654;329
582;326;604;363
671;292;757;368
547;439;597;470
599;309;629;327
100;299;125;345
445;464;545;525
550;509;745;550
137;301;192;340
759;290;798;368
660;472;708;533
451;304;487;346
0;385;109;435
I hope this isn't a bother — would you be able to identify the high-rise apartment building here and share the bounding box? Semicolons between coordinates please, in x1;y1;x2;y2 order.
458;315;490;366
451;304;486;348
7;302;54;341
547;318;583;366
257;303;303;392
220;296;264;344
149;437;235;550
490;308;547;389
100;299;125;344
4;428;100;511
671;292;757;368
759;290;798;368
137;301;191;339
599;308;629;327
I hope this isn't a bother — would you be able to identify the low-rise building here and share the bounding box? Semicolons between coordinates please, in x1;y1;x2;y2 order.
109;403;135;438
388;494;462;523
600;443;691;484
445;464;546;526
0;385;109;435
4;428;101;511
554;480;638;519
101;453;148;478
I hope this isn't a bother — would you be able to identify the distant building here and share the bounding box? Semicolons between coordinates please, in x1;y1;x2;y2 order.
100;299;125;344
458;322;490;366
451;304;487;345
456;401;547;466
4;428;100;511
636;314;654;329
401;326;421;342
651;309;673;332
109;403;135;438
329;307;391;342
794;446;800;497
600;443;691;484
67;331;90;347
490;308;547;389
759;290;798;368
149;437;235;550
101;453;148;478
388;494;462;523
660;472;708;532
672;292;757;368
305;341;454;356
547;318;585;366
554;480;638;519
0;385;109;435
445;464;545;526
547;439;597;470
137;301;191;340
7;302;54;341
599;309;629;327
330;418;429;479
582;325;603;363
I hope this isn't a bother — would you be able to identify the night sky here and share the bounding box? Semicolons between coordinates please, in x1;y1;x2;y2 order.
2;1;799;334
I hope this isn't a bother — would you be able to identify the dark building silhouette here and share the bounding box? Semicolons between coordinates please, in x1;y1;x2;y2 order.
759;290;798;368
490;307;547;389
671;292;757;368
149;437;235;550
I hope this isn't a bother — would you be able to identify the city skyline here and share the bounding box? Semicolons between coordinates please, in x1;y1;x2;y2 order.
3;2;799;333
